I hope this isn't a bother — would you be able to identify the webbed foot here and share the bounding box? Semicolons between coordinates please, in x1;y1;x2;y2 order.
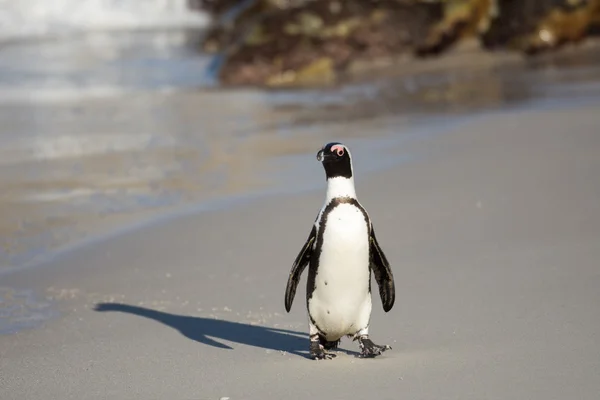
356;335;391;358
310;340;337;360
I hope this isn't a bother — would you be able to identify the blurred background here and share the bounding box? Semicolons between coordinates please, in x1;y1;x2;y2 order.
1;0;599;269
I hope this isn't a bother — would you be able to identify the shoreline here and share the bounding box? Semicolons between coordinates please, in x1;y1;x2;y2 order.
3;87;600;278
0;79;480;276
0;113;417;275
0;114;433;280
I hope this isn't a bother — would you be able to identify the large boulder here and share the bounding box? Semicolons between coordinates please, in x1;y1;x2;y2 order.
196;0;600;87
203;0;444;86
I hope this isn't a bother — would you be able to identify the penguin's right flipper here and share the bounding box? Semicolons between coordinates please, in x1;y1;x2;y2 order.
285;225;316;312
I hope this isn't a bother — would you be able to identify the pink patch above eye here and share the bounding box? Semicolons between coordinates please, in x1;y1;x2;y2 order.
331;144;345;156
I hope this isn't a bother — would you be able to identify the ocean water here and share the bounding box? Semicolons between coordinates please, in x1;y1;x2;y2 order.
1;1;600;273
0;0;208;42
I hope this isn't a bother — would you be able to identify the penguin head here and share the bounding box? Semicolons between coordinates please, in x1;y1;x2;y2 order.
316;142;353;179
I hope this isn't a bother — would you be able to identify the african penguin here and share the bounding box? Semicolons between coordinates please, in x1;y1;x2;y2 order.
285;142;395;360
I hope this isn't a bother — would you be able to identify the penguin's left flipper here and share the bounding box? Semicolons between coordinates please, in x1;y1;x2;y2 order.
285;225;316;312
369;226;395;312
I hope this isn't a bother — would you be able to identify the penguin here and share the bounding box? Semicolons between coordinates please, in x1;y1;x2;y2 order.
284;142;395;360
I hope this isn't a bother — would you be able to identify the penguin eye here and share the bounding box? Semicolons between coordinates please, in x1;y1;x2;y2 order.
330;145;345;157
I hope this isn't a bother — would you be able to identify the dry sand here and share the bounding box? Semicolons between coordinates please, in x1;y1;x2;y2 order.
1;100;600;399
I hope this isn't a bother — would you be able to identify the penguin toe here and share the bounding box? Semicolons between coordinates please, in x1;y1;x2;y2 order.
316;352;337;360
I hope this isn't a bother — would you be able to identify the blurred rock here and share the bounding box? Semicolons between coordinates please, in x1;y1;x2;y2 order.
204;0;443;86
196;0;600;86
482;0;600;53
416;0;493;55
200;0;273;54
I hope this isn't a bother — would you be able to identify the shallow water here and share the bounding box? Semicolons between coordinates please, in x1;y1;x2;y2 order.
1;28;600;271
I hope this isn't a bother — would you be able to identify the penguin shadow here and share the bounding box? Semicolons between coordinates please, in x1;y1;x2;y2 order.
93;302;311;358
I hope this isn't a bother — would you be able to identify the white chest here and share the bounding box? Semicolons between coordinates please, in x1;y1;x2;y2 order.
320;203;369;258
309;203;372;338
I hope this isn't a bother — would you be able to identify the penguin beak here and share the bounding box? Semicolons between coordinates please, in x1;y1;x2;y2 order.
316;149;324;162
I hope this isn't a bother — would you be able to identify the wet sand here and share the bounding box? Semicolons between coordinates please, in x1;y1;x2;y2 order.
1;96;600;398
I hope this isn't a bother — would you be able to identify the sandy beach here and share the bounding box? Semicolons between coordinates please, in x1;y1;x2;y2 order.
1;95;599;398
